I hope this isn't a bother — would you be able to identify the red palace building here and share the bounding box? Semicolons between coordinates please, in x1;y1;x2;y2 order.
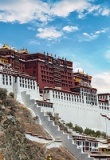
0;44;74;91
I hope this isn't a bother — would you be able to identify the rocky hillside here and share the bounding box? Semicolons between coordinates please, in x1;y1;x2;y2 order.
0;88;76;160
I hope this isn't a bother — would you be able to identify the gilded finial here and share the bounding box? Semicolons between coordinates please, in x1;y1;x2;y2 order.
2;43;10;49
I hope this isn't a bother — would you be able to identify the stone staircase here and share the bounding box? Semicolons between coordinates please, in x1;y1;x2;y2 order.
21;91;94;160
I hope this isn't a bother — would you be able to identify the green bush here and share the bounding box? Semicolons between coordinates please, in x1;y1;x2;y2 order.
84;128;107;138
0;88;7;100
84;128;95;136
95;130;101;137
66;122;73;129
74;125;83;133
9;92;14;98
101;132;106;139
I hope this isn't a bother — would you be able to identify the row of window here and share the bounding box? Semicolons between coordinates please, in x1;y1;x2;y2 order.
44;90;80;97
19;83;35;90
0;59;8;63
53;94;84;103
98;95;110;100
86;101;97;105
86;97;97;101
19;77;35;85
2;74;36;90
2;74;12;85
3;81;11;85
41;66;53;71
75;140;98;147
37;102;53;108
42;76;53;80
42;79;53;84
53;95;97;105
62;80;72;84
81;88;96;94
41;70;72;77
82;92;96;97
99;102;109;106
61;76;72;80
99;106;109;110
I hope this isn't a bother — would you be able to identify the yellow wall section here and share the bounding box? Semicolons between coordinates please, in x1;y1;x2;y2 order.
0;58;8;64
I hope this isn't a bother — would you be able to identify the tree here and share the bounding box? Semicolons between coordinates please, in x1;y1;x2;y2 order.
101;132;106;139
66;122;73;129
84;128;91;135
95;130;101;137
74;125;83;133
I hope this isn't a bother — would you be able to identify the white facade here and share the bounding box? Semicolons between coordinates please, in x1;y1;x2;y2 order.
73;136;98;153
0;64;40;102
42;88;110;135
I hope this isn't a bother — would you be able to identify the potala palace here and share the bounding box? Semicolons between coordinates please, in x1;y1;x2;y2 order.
0;44;110;160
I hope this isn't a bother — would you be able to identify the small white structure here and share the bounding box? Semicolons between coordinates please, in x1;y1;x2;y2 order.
73;135;98;153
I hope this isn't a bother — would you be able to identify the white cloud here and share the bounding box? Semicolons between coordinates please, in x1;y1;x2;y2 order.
51;0;110;19
29;40;40;45
92;72;110;93
81;32;98;41
99;8;110;16
95;28;109;34
0;0;109;24
87;5;100;13
35;25;79;41
63;25;79;32
36;27;63;40
51;0;90;17
0;0;51;23
27;27;35;31
78;4;100;18
101;8;110;16
81;28;109;41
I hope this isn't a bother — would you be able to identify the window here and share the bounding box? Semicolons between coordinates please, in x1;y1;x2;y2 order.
15;77;17;83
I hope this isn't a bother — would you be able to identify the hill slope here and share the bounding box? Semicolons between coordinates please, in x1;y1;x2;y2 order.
0;89;76;160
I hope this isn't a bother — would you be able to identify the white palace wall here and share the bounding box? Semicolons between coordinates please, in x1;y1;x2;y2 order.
0;74;13;93
43;89;110;135
0;72;40;103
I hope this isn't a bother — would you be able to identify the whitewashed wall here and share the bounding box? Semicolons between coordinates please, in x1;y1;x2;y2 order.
0;73;40;103
43;89;110;135
0;74;13;93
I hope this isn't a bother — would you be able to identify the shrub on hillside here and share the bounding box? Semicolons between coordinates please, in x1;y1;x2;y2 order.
9;92;14;98
3;97;16;109
0;88;7;100
101;132;106;139
74;125;83;133
84;128;92;135
95;130;101;137
66;122;73;129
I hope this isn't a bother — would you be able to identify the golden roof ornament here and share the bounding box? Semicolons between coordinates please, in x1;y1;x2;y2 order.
19;48;28;54
2;43;11;49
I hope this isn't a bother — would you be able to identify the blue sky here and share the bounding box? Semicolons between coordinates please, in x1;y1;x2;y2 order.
0;0;110;92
